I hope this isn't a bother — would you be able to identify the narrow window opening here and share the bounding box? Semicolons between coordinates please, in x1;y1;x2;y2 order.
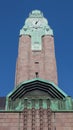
35;62;39;64
35;72;39;78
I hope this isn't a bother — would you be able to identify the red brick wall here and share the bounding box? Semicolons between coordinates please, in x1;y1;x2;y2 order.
0;112;23;130
15;35;58;86
52;112;73;130
0;111;73;130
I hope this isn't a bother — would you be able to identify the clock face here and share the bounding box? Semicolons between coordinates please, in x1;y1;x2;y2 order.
32;19;41;27
25;16;48;28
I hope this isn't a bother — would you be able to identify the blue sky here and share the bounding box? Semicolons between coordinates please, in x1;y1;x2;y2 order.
0;0;73;97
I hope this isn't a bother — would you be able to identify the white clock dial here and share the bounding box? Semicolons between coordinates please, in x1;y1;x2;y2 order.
32;19;41;26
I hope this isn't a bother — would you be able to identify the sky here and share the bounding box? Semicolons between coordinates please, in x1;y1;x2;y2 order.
0;0;73;97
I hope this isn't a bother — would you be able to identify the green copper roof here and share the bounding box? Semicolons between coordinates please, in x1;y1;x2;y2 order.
5;78;73;111
7;78;67;100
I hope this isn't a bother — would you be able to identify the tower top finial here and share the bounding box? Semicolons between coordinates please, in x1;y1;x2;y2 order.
29;10;43;18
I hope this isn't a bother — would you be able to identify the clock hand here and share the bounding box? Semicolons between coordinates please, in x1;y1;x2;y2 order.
35;21;38;24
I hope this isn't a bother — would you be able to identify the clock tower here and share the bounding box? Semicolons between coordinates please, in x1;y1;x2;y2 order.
15;10;58;86
4;10;73;130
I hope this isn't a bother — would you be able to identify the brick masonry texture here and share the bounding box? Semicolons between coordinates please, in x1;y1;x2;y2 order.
0;111;73;130
15;35;58;86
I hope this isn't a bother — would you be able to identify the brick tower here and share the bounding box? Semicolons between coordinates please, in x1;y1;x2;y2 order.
0;10;73;130
15;10;58;86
